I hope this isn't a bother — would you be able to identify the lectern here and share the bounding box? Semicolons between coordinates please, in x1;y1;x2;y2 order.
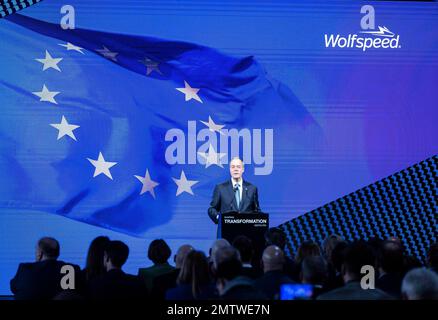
219;213;269;258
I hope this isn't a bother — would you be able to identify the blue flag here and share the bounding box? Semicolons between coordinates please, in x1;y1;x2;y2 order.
0;14;321;237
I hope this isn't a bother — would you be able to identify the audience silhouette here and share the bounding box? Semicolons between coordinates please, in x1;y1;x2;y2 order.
9;231;438;300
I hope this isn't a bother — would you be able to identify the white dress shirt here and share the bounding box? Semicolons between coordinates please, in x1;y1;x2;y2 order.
216;178;244;221
231;178;243;202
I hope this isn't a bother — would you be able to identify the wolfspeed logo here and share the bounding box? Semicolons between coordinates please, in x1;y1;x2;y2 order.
324;31;400;51
324;5;401;51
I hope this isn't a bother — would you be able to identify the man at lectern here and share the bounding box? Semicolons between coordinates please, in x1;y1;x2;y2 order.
208;157;261;224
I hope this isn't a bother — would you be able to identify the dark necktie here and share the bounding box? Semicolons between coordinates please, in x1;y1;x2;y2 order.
234;184;240;209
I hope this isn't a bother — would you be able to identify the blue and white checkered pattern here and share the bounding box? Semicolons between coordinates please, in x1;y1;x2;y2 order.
279;155;437;263
0;0;42;18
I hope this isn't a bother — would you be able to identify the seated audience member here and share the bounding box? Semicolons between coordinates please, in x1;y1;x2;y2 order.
254;245;294;299
292;241;321;282
152;244;194;299
214;246;266;300
322;235;343;289
90;240;146;299
233;235;262;279
81;236;110;295
10;237;82;300
56;236;110;300
325;240;348;291
383;237;423;275
264;228;287;248
208;239;231;278
264;228;295;279
138;239;174;293
367;237;384;256
317;241;392;300
428;242;438;275
166;250;216;300
322;235;343;264
401;267;438;300
301;256;329;298
376;239;405;298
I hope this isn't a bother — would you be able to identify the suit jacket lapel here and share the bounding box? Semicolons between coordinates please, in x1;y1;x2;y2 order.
241;181;249;211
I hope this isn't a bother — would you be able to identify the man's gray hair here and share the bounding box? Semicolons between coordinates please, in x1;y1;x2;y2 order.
210;239;231;266
401;267;438;300
229;157;244;168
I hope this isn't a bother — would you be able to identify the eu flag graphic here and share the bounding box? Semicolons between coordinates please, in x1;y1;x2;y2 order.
0;14;320;237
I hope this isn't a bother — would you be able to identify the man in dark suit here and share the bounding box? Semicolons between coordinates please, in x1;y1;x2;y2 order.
376;239;405;298
10;237;82;300
264;227;296;280
317;241;392;300
232;235;262;279
214;246;267;300
254;245;295;299
208;157;260;224
89;240;147;299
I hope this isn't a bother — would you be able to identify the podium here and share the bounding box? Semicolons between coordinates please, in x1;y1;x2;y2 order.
219;212;269;259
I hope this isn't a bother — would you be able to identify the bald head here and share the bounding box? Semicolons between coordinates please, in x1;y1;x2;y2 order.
175;244;194;268
262;245;285;272
402;268;438;300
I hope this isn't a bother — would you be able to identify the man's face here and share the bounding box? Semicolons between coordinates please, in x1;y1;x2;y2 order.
229;159;244;180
